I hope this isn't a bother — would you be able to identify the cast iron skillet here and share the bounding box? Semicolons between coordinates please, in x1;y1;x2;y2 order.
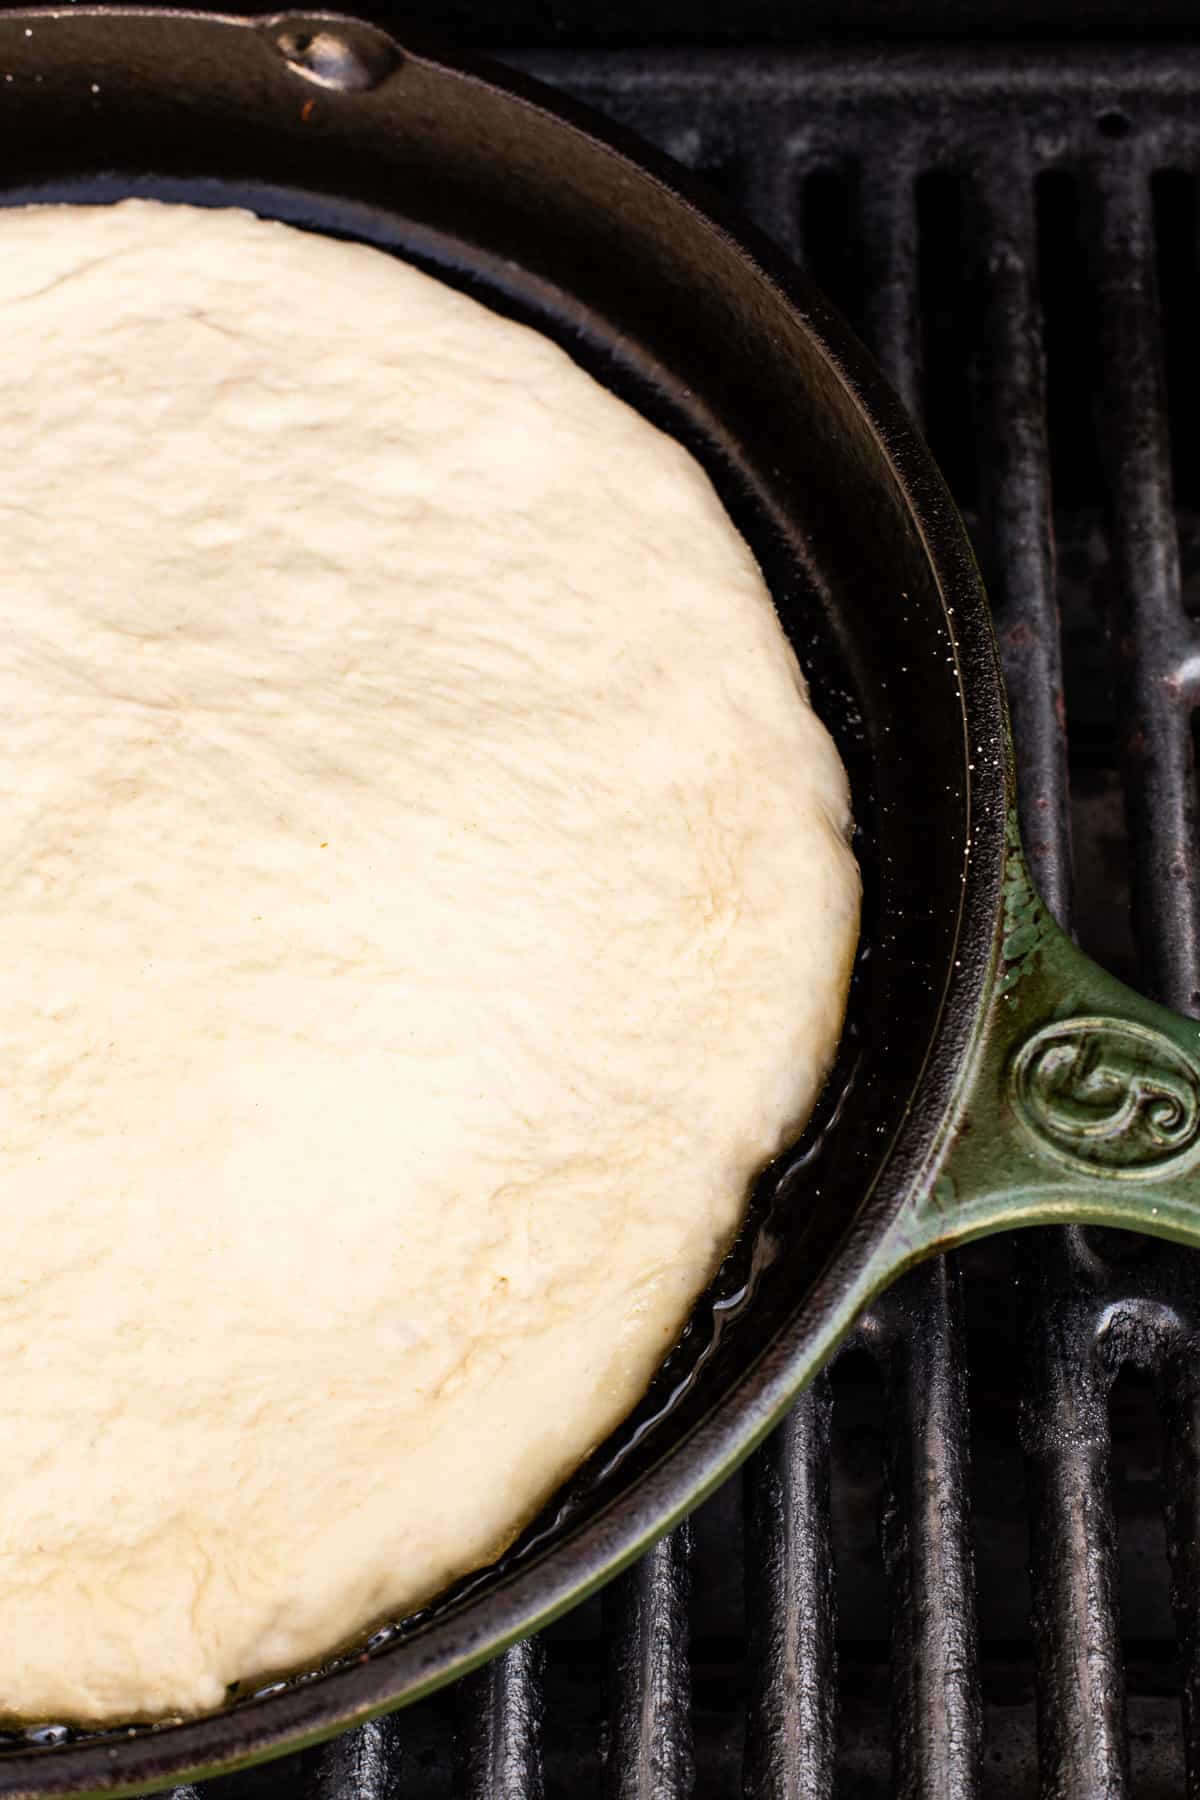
1;9;1199;1794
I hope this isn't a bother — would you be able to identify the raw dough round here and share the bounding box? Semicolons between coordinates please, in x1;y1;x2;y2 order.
0;200;859;1721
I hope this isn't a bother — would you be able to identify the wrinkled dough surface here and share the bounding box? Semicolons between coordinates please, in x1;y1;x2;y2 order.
0;200;860;1721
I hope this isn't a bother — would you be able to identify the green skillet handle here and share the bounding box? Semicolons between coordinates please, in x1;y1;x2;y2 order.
905;821;1200;1260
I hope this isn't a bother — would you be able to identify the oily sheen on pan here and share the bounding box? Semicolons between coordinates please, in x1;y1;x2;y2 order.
0;200;860;1721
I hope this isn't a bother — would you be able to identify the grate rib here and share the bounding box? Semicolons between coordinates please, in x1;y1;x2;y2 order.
974;148;1136;1800
1088;136;1200;1800
460;1638;546;1800
741;132;804;262
1090;157;1200;1014
302;1718;402;1799
866;1264;981;1800
603;1525;694;1800
743;1374;836;1800
971;154;1073;921
855;155;923;420
846;140;981;1800
1022;1241;1130;1800
1161;1351;1200;1799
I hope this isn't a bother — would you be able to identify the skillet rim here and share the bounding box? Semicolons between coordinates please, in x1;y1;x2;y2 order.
0;10;1011;1791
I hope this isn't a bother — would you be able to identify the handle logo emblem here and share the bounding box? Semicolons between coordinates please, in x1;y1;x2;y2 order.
1009;1017;1200;1178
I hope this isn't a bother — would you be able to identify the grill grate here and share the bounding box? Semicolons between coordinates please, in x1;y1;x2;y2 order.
154;46;1200;1800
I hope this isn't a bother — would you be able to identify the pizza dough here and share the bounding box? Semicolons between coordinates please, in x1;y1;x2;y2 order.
0;199;859;1722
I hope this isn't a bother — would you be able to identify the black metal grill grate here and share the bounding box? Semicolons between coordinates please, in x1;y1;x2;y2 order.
156;46;1200;1800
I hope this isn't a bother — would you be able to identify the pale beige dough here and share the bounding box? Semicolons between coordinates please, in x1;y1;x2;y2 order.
0;199;859;1721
